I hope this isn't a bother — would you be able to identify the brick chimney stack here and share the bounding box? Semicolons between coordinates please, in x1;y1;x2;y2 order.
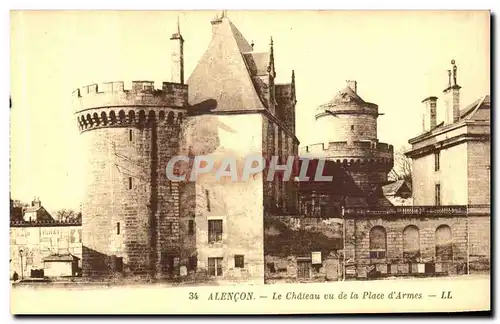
210;11;225;35
443;59;461;125
421;96;438;132
346;80;357;93
170;16;184;84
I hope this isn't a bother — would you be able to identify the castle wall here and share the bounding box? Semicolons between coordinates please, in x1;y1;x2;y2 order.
343;210;490;279
75;81;187;278
315;113;377;143
180;113;265;284
262;114;299;215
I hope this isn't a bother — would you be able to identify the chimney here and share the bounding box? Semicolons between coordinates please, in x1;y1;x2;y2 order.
210;12;224;35
170;16;184;84
421;96;438;132
346;80;357;93
32;197;41;208
443;59;461;125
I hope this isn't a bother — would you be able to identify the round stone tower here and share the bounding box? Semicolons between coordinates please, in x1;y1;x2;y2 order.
301;80;393;193
73;80;188;278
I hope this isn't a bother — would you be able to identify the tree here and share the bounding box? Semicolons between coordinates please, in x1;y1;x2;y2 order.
389;146;413;187
56;209;82;222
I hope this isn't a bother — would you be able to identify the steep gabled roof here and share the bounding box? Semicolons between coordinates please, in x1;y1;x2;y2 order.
187;17;266;112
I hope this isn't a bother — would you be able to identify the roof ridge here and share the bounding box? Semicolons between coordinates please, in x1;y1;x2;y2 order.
187;17;266;111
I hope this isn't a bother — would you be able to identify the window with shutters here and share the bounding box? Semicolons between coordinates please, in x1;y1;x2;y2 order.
208;220;223;243
208;257;223;276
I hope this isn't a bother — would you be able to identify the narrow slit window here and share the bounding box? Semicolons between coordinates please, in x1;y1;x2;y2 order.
116;222;120;235
435;151;440;171
129;129;133;142
351;125;354;131
128;177;132;189
188;220;194;235
435;184;441;206
205;190;211;212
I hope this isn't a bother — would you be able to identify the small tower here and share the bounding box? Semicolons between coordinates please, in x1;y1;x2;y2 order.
170;16;184;84
302;80;394;194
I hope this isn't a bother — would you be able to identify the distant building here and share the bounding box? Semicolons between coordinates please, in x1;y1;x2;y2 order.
22;197;54;222
10;220;82;279
42;254;80;277
381;180;413;206
10;197;23;221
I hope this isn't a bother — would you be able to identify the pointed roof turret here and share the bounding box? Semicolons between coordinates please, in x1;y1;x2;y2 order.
170;16;183;41
188;15;266;112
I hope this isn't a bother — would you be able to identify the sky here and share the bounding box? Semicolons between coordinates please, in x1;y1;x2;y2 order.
10;10;490;213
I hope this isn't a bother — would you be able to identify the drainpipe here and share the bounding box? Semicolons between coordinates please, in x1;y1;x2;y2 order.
342;199;346;282
466;204;470;275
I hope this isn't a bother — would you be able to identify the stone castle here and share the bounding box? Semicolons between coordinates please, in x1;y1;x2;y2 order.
73;13;297;280
66;13;490;283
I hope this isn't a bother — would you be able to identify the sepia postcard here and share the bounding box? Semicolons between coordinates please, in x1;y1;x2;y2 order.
9;10;491;315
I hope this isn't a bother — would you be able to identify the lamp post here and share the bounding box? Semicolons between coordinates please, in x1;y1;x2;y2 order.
19;248;24;280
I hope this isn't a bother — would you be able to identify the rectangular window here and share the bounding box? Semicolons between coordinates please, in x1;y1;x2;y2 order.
208;257;223;276
208;219;223;243
435;151;440;171
188;220;194;235
351;125;355;131
234;255;244;268
205;190;211;212
435;184;441;206
116;222;120;235
128;177;132;190
129;129;133;142
369;251;386;259
167;222;173;234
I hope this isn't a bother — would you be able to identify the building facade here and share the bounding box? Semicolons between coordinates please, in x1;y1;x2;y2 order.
406;61;490;206
10;221;82;279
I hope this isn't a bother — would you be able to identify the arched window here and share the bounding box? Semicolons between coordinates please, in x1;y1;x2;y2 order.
369;226;387;259
435;225;453;262
403;225;420;262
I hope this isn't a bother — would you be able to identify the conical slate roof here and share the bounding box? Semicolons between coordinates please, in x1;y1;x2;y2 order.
319;86;366;109
187;17;266;112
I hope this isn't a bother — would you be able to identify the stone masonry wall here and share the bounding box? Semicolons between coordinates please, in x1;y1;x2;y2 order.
467;141;491;205
79;112;184;277
346;216;469;278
